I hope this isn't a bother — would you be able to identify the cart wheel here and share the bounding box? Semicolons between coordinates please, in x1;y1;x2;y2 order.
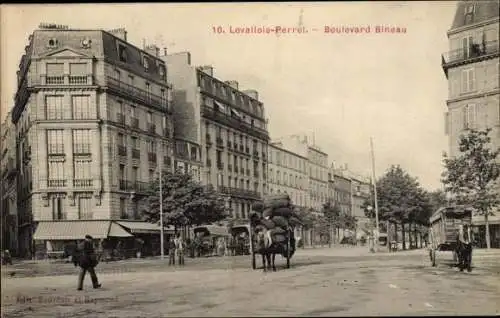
431;249;436;267
251;252;256;270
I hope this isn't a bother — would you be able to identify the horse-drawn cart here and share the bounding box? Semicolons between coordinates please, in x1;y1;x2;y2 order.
428;205;473;268
248;223;293;270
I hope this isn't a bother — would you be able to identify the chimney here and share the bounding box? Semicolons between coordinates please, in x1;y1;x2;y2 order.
199;65;213;76
109;28;127;41
242;89;258;100
225;81;239;90
145;44;160;57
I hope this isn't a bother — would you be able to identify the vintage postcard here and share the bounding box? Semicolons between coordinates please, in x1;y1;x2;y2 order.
1;1;499;317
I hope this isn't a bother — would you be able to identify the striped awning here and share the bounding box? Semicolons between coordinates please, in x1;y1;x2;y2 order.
34;221;112;240
116;221;174;234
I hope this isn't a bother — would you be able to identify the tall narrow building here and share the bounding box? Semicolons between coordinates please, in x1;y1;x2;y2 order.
165;52;269;222
12;24;174;258
442;1;500;247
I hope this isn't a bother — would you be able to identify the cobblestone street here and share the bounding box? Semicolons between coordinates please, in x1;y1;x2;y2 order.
2;248;499;317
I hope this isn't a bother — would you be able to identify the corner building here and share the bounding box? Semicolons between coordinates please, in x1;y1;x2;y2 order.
442;1;500;247
165;53;269;221
12;25;174;257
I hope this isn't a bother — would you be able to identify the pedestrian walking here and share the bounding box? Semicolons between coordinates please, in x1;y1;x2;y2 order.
168;236;176;266
74;234;101;291
175;234;185;266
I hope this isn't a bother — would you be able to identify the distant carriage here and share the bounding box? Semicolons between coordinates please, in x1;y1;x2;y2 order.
230;225;251;255
193;225;231;257
428;205;473;268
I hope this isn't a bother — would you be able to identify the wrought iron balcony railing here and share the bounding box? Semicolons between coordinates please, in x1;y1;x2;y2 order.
119;179;150;194
216;137;224;147
218;186;261;200
117;145;127;156
442;40;499;68
106;76;169;112
217;162;224;170
73;179;93;187
48;179;66;187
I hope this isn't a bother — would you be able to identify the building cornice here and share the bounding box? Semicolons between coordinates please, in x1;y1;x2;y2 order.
446;89;500;106
447;17;500;37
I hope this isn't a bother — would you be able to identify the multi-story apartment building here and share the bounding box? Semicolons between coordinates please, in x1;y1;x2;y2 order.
165;52;269;221
307;145;329;211
442;1;500;247
11;24;174;257
350;176;371;233
1;112;19;255
268;141;309;207
333;171;352;216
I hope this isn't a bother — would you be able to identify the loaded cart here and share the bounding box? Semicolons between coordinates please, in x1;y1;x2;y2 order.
248;194;302;270
428;205;473;267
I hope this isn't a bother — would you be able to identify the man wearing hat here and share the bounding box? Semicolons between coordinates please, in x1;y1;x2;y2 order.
74;234;101;290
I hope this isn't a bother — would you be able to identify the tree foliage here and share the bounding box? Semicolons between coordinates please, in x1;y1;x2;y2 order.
362;165;432;226
142;170;229;229
442;128;500;215
292;206;315;230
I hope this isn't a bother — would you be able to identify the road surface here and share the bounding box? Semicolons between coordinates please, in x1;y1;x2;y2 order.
2;248;499;317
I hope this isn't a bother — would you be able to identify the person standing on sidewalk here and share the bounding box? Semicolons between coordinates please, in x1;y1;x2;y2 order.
168;236;176;266
174;233;185;266
74;235;101;291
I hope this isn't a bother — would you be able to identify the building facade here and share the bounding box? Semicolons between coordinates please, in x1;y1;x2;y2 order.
333;171;352;216
442;1;500;247
1;112;19;255
307;145;329;211
268;141;309;207
165;52;269;221
12;24;173;257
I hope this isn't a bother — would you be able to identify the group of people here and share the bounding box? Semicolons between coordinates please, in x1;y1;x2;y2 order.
168;233;185;266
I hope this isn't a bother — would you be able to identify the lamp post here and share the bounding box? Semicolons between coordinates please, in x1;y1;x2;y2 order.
366;205;376;252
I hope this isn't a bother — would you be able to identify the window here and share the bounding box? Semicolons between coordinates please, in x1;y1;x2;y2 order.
463;104;477;129
52;197;66;220
114;69;121;80
47;130;64;154
117;133;126;146
464;3;475;14
69;63;86;75
46;96;64;120
74;158;92;180
48;160;65;180
132;167;138;182
146;82;151;97
149;169;154;182
118;44;128;62
46;63;64;76
147;140;156;153
159;65;166;80
72;96;91;119
73;129;92;154
462;36;474;58
119;164;125;180
128;75;134;86
461;68;475;92
147;111;153;124
120;198;127;219
131;136;138;149
143;56;150;71
78;196;93;219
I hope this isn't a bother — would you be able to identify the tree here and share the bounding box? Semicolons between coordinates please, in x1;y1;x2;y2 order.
143;170;229;232
322;200;341;246
442;128;500;249
363;165;432;250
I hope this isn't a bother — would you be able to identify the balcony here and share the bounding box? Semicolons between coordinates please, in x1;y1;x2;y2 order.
201;106;270;141
73;179;93;188
131;117;139;129
46;76;64;85
442;40;499;76
206;134;212;146
117;113;125;124
239;145;244;152
227;141;232;148
234;166;239;173
253;150;259;158
234;143;239;151
106;76;169;113
69;75;88;85
216;137;224;148
147;123;156;134
148;152;157;163
132;148;140;159
217;162;224;170
48;179;66;187
117;145;127;156
219;186;261;200
119;179;150;194
245;147;250;154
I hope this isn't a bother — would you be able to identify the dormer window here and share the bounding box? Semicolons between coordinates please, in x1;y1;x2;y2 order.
118;44;128;62
464;4;475;14
143;56;150;71
48;38;59;48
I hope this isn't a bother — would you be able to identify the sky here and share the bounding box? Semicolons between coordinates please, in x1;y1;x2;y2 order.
0;2;457;191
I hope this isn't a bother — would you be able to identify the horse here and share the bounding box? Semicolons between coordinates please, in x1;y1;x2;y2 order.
255;229;295;272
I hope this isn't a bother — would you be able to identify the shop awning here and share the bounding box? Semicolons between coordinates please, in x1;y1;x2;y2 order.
34;221;111;240
108;222;134;237
193;224;230;237
116;221;174;234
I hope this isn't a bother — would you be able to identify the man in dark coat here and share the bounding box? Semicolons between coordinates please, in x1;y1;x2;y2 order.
74;234;101;290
